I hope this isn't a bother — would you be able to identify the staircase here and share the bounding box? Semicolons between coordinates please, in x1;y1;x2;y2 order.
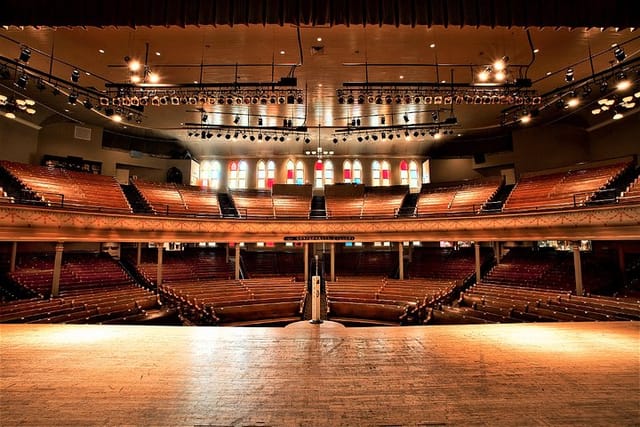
482;184;514;212
309;195;326;218
218;193;238;217
0;167;42;205
588;164;639;205
120;184;154;214
397;192;419;217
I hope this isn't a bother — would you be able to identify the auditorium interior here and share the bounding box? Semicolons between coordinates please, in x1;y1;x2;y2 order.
1;1;639;425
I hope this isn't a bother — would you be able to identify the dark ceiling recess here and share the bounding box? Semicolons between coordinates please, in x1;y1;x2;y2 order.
2;0;638;28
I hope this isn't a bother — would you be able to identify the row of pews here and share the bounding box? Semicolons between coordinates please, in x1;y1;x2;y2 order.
0;253;160;323
326;276;458;325
415;179;501;215
0;160;131;213
159;277;306;325
427;283;640;324
132;179;221;216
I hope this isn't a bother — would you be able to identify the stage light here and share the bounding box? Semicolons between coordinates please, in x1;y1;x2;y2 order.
358;94;365;104
152;96;161;106
265;135;271;141
233;115;240;124
494;70;505;81
565;68;574;82
225;133;231;140
296;96;304;104
148;72;160;83
258;117;263;126
613;45;626;62
304;137;311;144
19;47;31;62
478;67;490;82
112;113;123;122
68;93;78;104
201;114;208;122
493;57;508;71
357;136;363;142
403;114;409;123
278;96;286;104
380;116;386;125
520;114;531;124
130;96;139;106
206;132;213;139
347;94;354;104
83;99;93;109
613;110;623;120
287;94;295;104
15;73;28;89
130;75;141;83
372;134;378;141
128;59;141;72
71;69;80;83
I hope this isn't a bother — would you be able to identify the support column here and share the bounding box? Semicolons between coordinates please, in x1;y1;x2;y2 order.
156;243;164;288
475;242;482;284
573;242;584;296
304;243;309;283
398;243;404;280
235;244;241;280
330;243;336;282
136;242;142;266
51;242;64;297
9;241;17;273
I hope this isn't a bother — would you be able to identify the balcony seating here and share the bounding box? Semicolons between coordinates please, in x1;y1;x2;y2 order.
324;184;365;218
271;184;312;218
619;175;640;203
361;185;409;217
415;178;501;215
131;179;187;215
503;161;630;211
0;160;131;213
229;189;274;218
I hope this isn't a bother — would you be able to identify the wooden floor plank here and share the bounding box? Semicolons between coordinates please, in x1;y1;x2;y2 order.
1;322;638;426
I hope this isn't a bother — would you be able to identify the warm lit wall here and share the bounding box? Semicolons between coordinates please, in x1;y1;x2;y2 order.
428;158;484;183
587;112;640;160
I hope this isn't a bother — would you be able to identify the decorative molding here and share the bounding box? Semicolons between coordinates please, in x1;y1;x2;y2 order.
0;204;638;243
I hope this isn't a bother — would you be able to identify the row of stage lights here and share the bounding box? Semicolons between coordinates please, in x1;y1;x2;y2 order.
0;93;37;119
99;91;305;107
336;91;541;106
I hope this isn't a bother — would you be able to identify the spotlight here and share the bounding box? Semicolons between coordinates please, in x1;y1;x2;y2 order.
19;47;31;62
206;132;213;139
478;67;491;82
394;95;402;104
358;94;365;104
105;108;114;117
279;136;285;142
403;114;409;123
128;59;141;72
304;137;311;144
233;115;240;124
68;93;78;105
278;96;286;104
375;95;382;104
0;65;11;79
160;96;169;105
171;96;180;105
338;95;345;104
613;110;623;120
431;111;439;122
16;74;28;89
613;45;626;62
347;95;354;104
269;96;277;104
357;136;363;142
296;96;304;104
404;95;412;104
414;96;422;104
258;117;263;126
388;133;394;140
600;80;609;93
71;69;80;83
130;96;139;106
287;95;295;104
99;97;110;106
493;57;508;71
385;95;392;104
225;133;231;140
265;135;271;141
201;114;208;122
83;99;93;109
565;68;574;82
372;134;378;141
380;116;386;125
151;96;160;106
249;135;256;141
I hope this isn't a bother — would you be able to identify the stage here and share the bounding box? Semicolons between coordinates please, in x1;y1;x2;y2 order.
1;322;638;426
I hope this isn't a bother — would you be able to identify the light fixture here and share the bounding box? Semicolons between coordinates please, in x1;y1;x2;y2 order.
233;115;240;124
68;93;78;104
83;99;93;109
565;68;574;82
112;114;123;122
494;70;506;81
201;114;208;122
147;72;160;83
478;67;490;82
71;69;80;83
520;114;531;123
493;57;508;71
613;110;623;120
19;47;31;62
128;59;141;72
15;73;28;89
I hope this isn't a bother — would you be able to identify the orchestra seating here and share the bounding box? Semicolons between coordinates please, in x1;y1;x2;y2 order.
271;184;312;218
228;189;274;218
0;253;159;323
483;247;617;294
133;248;233;285
241;250;305;278
159;277;306;325
0;160;132;213
426;283;640;324
334;250;398;277
324;183;365;218
326;276;456;325
361;185;409;217
415;178;501;215
503;161;630;211
407;247;488;281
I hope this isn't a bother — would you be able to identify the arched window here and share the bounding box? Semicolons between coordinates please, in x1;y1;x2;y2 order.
324;160;334;185
286;160;295;184
200;160;221;190
381;160;391;186
314;160;324;188
295;160;305;185
266;160;276;189
400;160;409;185
409;160;419;189
257;160;267;189
228;160;248;189
353;160;362;184
228;161;239;189
343;160;352;183
371;161;381;186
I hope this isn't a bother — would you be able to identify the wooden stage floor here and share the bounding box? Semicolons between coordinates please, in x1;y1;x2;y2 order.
1;322;638;426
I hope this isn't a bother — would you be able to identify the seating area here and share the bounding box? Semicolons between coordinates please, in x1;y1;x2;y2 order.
0;186;14;204
271;184;312;218
131;179;186;215
334;250;398;277
408;247;488;281
426;283;640;324
619;174;640;203
133;249;233;285
503;161;630;211
241;250;305;278
324;184;365;218
1;253;159;323
326;276;457;325
159;277;306;325
229;189;274;218
361;185;409;217
0;160;131;213
414;179;502;215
